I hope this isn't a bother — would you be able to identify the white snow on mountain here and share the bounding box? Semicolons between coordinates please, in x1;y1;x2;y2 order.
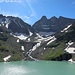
61;24;72;32
34;33;56;44
36;33;43;39
11;33;28;40
17;39;19;43
47;36;56;45
44;48;46;50
29;30;33;36
65;47;75;53
3;55;11;62
21;46;25;51
68;41;74;46
64;41;75;53
28;38;30;42
31;42;41;51
27;41;41;61
68;59;75;63
0;18;10;28
5;22;10;28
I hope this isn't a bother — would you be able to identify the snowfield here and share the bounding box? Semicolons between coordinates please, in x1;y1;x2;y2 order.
61;24;72;32
47;36;56;45
65;41;75;53
21;46;25;51
65;47;75;53
17;39;19;43
11;33;28;40
3;55;11;62
29;30;33;36
31;41;41;51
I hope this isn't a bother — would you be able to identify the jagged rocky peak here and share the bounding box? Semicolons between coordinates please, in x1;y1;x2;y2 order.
50;16;58;22
33;16;75;33
50;16;57;20
41;16;47;20
58;16;74;20
0;14;4;18
58;16;64;18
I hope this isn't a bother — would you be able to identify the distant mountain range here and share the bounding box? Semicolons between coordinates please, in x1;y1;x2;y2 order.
0;14;75;62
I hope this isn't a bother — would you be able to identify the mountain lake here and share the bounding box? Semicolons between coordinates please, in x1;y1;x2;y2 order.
0;61;75;75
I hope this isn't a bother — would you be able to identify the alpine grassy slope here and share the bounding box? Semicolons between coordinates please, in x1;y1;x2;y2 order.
0;14;75;62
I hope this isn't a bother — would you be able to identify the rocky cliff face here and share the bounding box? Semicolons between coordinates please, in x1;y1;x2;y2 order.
0;14;35;35
33;16;75;32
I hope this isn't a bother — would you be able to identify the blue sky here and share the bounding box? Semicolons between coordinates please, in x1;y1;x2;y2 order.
0;0;75;25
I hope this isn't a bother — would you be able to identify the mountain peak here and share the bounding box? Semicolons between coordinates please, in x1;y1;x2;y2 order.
58;16;70;19
50;16;58;21
59;16;63;18
51;16;57;19
41;16;47;20
0;14;4;18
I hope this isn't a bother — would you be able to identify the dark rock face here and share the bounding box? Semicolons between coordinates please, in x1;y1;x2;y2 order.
33;16;75;32
0;15;35;35
51;54;72;61
8;17;31;35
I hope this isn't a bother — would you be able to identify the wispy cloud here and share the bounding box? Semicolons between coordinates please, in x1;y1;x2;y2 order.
20;15;30;20
0;8;31;23
30;13;35;17
0;8;19;17
0;0;22;3
26;0;37;17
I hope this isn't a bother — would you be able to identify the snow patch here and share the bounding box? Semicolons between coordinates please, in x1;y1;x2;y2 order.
29;31;33;36
17;39;19;43
65;47;75;53
68;41;74;46
36;33;43;39
27;41;41;61
28;38;30;42
44;48;46;50
3;55;11;62
12;33;28;40
21;46;25;51
32;42;41;51
47;36;56;45
65;41;75;53
5;23;9;28
61;24;72;32
28;55;38;61
68;59;73;62
68;59;75;63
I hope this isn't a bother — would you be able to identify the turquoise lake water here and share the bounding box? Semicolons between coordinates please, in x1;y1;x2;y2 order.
0;61;75;75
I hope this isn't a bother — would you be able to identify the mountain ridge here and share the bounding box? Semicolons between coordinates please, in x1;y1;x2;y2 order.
32;16;75;33
0;14;75;62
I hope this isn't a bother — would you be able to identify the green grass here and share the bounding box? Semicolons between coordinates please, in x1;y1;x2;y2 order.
9;52;23;61
44;41;66;60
